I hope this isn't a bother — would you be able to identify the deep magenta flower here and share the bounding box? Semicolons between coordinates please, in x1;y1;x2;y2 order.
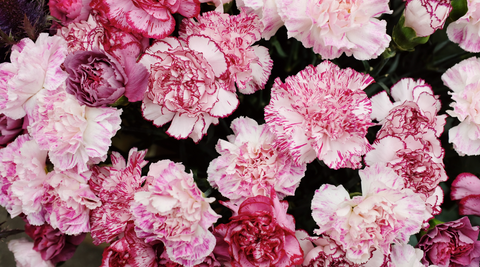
264;61;374;169
417;217;480;267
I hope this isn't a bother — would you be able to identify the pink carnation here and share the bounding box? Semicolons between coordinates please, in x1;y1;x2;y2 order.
442;57;480;155
140;36;238;143
0;33;68;119
447;0;480;52
8;238;54;267
297;232;356;267
100;222;157;267
264;61;373;169
49;0;91;26
42;169;101;235
365;135;447;215
179;11;272;94
404;0;451;37
451;173;480;217
311;164;429;264
213;194;303;267
207;117;306;204
236;0;284;40
89;148;149;245
29;87;122;173
276;0;391;60
130;160;220;266
90;0;200;39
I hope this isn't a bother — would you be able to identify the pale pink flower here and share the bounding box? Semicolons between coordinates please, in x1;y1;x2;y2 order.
29;87;122;173
264;61;374;169
404;0;451;37
42;169;101;235
0;33;68;119
90;0;200;39
447;0;480;52
297;232;356;267
131;160;220;266
311;164;429;264
371;78;446;146
451;173;480;217
365;135;447;215
389;243;425;267
276;0;391;60
179;11;273;94
8;238;54;267
442;57;480;155
140;36;238;143
236;0;284;40
207;117;305;204
89;148;149;245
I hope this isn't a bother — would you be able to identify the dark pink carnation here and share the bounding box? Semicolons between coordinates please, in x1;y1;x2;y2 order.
100;222;157;267
213;193;303;267
49;0;91;26
0;114;27;148
24;220;85;265
90;0;200;39
89;148;149;245
417;217;480;267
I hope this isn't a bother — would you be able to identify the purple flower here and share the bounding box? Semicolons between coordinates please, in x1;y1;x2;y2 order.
0;114;26;147
417;217;480;267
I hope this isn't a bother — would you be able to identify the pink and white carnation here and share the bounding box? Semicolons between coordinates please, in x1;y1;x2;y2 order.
207;117;306;204
451;172;480;217
236;0;284;40
311;164;430;264
442;57;480;155
42;169;101;235
89;148;149;245
264;61;374;169
8;238;54;267
179;11;272;95
130;160;220;266
371;78;446;145
447;0;480;52
90;0;200;39
276;0;391;60
0;33;68;119
100;222;157;267
29;87;122;173
365;135;447;215
140;36;238;143
157;245;222;267
404;0;452;37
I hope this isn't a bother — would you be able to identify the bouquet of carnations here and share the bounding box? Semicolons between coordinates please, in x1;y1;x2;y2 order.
1;0;480;266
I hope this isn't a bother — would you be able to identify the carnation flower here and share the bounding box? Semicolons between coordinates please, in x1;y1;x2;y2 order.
213;194;303;267
365;135;447;215
24;220;85;264
276;0;391;60
90;0;200;39
447;0;480;52
157;244;222;267
0;114;27;147
371;78;446;142
140;36;238;143
299;233;356;267
442;57;480;155
179;11;273;94
451;172;480;216
0;134;48;225
404;0;451;37
311;164;429;264
29;87;122;173
416;217;480;267
100;222;157;267
49;0;91;26
42;169;101;235
264;61;373;169
8;238;54;267
236;0;284;40
0;33;68;119
207;117;306;204
131;160;220;266
89;148;149;245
